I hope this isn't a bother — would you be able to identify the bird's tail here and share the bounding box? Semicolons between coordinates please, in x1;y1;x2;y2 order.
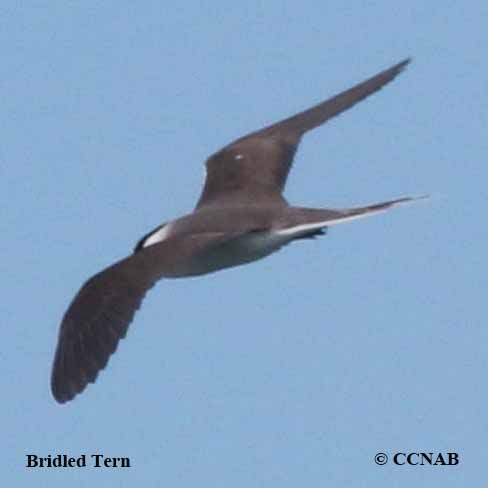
276;195;428;237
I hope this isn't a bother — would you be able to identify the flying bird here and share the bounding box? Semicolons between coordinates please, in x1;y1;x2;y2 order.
52;58;420;403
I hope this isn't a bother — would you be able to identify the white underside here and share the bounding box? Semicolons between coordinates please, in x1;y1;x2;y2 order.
224;203;401;266
239;207;389;255
193;231;292;273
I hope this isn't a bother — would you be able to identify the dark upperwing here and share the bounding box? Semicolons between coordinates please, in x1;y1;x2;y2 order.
195;58;410;210
51;232;251;403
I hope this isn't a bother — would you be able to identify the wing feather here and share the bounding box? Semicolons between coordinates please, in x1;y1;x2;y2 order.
196;59;410;209
51;233;246;403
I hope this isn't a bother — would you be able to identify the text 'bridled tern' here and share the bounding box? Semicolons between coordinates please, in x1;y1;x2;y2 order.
52;58;423;403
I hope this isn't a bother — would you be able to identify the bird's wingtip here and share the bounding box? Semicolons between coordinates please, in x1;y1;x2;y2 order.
409;193;430;202
396;57;412;71
392;194;430;207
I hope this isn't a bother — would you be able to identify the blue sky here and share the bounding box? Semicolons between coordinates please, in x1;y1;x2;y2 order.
2;1;486;486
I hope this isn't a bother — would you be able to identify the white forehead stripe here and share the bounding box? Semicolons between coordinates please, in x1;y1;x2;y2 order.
142;222;174;248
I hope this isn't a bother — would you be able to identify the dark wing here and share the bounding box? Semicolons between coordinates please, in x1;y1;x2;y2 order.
196;58;411;209
51;233;241;404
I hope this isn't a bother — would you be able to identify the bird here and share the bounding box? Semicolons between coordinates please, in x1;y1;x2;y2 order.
52;58;421;404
